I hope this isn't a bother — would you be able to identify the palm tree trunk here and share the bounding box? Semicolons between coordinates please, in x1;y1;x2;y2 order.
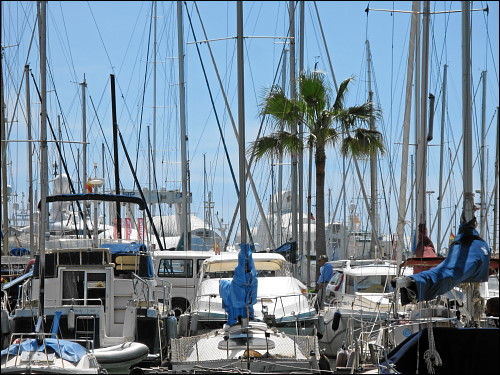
315;145;327;282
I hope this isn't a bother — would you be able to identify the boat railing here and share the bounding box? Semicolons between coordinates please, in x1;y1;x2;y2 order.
59;298;104;306
16;277;33;309
131;272;151;309
154;279;172;315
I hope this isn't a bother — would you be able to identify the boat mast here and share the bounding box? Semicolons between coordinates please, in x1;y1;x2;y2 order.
479;70;487;236
81;75;87;237
37;0;48;321
436;64;447;254
111;74;121;239
277;50;287;246
177;0;191;250
153;1;157;218
462;1;474;223
493;111;499;253
298;0;304;268
396;1;419;270
25;64;35;252
1;46;8;255
237;1;247;246
415;1;430;231
289;0;298;256
366;39;378;258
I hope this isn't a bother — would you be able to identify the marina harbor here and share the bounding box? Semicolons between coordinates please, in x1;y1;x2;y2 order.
1;1;498;374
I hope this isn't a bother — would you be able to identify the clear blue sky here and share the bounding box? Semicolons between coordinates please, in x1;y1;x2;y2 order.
2;1;499;249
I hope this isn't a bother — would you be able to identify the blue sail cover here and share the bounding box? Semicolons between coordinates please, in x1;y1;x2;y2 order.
219;243;258;325
410;221;491;302
1;338;88;363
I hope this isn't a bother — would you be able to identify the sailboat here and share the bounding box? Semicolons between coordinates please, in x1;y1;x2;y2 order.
170;243;322;373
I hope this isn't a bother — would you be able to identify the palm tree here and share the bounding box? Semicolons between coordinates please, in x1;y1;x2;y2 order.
249;71;384;282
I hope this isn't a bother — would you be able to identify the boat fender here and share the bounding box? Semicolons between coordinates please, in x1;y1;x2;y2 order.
166;313;178;341
335;345;350;368
316;314;325;334
189;312;199;335
1;309;9;334
67;308;75;331
331;310;341;331
129;367;145;374
177;313;189;337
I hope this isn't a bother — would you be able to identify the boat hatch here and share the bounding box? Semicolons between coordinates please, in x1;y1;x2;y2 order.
217;336;276;350
20;351;55;363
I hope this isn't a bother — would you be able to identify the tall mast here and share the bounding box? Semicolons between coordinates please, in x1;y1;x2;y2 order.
81;76;87;192
111;74;121;238
153;0;157;217
177;1;190;249
416;1;430;230
396;1;419;273
237;1;246;245
298;0;304;265
289;0;298;261
437;64;447;254
1;58;8;255
462;1;474;222
366;39;378;258
25;64;35;252
277;49;287;246
479;70;487;236
37;0;48;320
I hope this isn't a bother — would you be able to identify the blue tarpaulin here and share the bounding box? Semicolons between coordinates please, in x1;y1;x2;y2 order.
410;221;491;302
101;243;154;278
1;338;89;363
9;248;30;256
219;243;258;325
100;242;148;254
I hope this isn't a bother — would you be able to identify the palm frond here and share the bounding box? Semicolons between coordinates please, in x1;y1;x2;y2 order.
340;128;385;157
247;131;302;160
260;85;302;129
332;77;354;111
299;72;329;114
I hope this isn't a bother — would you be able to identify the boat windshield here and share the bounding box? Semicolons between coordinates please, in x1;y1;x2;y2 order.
345;275;393;294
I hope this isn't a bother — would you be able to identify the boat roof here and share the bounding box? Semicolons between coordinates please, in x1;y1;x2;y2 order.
40;193;147;210
151;250;216;259
342;264;399;276
203;252;287;272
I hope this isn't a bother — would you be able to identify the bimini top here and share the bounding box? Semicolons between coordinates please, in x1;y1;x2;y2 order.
1;338;88;363
203;252;288;273
39;193;147;210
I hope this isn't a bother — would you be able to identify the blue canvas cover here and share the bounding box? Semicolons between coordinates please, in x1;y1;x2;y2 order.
219;243;258;325
9;248;30;256
101;242;147;254
409;221;491;302
101;243;154;278
1;338;88;363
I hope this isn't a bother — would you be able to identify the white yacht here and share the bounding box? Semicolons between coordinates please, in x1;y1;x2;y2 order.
189;252;319;336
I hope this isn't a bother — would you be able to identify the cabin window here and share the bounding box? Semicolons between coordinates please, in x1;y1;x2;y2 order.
62;271;85;304
158;259;193;278
61;270;107;309
353;275;392;293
